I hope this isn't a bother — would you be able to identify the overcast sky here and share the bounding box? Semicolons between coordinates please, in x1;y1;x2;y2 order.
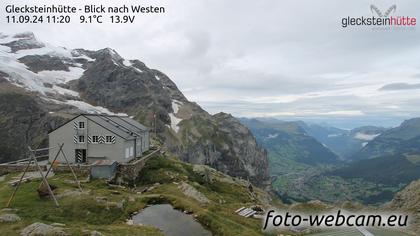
2;0;420;128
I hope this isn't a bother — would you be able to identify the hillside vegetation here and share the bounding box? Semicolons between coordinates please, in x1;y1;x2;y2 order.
0;155;273;236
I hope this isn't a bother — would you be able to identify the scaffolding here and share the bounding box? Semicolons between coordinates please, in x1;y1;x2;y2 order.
6;143;82;208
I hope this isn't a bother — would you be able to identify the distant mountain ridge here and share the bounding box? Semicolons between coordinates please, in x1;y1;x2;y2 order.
354;117;420;160
298;122;386;160
240;118;340;167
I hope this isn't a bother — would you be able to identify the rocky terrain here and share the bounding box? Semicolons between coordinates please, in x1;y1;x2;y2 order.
0;32;269;188
0;81;65;163
388;179;420;234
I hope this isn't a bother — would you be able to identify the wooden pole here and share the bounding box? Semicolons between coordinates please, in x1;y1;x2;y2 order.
39;144;63;189
60;148;83;192
29;146;60;207
6;158;32;208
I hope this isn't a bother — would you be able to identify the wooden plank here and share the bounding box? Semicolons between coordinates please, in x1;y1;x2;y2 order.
60;147;83;191
6;159;32;207
244;210;256;218
29;146;60;207
235;207;246;213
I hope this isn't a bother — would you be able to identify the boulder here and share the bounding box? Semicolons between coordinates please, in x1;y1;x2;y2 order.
21;222;68;236
178;182;210;204
0;213;21;223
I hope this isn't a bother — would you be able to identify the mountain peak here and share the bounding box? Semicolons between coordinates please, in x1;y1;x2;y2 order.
0;32;45;53
12;31;36;39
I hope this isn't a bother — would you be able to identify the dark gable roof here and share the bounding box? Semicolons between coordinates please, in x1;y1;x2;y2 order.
49;114;149;140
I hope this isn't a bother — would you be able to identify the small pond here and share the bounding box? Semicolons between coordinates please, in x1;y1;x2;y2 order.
133;204;212;236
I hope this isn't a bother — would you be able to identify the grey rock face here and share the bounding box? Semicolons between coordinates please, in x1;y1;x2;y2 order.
178;182;210;204
18;55;70;73
0;82;65;163
212;113;270;187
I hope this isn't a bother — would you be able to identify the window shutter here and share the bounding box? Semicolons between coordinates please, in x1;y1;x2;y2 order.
98;136;105;144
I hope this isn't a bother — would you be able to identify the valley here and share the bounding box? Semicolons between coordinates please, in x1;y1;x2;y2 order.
241;118;420;205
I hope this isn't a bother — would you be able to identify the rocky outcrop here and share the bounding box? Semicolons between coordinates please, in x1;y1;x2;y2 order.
387;180;420;234
21;222;68;236
178;182;210;204
0;213;21;223
212;113;270;186
0;82;65;163
18;55;69;73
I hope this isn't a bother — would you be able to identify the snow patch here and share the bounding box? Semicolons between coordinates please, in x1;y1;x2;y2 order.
70;50;95;62
0;53;82;97
122;59;131;67
327;134;341;138
0;40;85;98
65;100;127;116
169;113;182;133
73;55;95;62
172;100;183;114
0;45;11;53
0;35;17;44
354;132;380;141
134;67;143;73
52;85;79;97
122;59;143;73
38;66;84;83
362;142;368;147
15;45;71;58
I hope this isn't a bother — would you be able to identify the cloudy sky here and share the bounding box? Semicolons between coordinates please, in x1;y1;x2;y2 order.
1;0;420;128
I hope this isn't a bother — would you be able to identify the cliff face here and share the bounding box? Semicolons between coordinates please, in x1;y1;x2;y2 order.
0;32;270;188
212;113;270;186
0;81;64;163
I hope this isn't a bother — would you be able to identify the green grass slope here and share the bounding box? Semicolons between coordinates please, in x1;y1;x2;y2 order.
0;155;273;236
